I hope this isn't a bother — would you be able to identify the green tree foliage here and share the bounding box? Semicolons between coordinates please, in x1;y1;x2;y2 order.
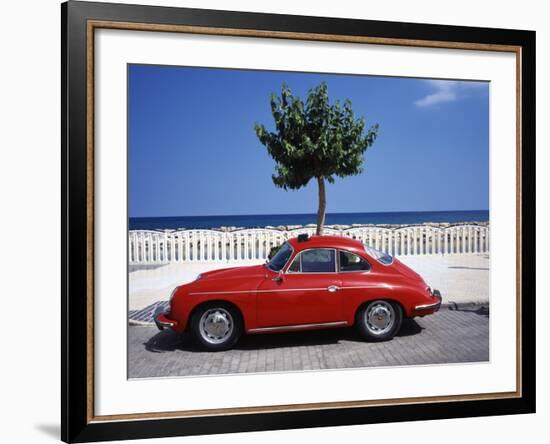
255;82;379;235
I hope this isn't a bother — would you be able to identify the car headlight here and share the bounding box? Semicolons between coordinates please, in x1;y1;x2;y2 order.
168;287;178;308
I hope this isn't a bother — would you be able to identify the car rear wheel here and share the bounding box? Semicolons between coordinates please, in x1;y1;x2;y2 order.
356;300;402;341
190;302;243;351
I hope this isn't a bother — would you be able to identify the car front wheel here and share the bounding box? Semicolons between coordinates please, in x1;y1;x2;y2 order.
356;300;402;341
190;302;242;351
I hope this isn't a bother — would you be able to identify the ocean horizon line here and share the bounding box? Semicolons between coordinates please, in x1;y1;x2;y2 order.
129;210;489;231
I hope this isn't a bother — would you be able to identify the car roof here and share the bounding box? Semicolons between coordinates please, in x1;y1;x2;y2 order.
288;235;365;253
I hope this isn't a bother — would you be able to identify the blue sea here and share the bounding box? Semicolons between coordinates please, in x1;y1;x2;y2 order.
129;210;489;230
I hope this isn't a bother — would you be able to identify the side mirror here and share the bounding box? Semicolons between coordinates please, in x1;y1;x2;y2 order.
272;271;284;283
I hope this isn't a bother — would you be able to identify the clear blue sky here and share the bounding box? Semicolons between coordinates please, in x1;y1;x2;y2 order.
128;64;489;217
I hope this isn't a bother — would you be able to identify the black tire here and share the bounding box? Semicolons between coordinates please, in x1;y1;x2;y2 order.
190;302;243;351
356;300;403;342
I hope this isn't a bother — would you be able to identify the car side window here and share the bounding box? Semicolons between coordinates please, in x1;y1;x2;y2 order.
287;255;301;272
339;250;371;272
299;249;336;273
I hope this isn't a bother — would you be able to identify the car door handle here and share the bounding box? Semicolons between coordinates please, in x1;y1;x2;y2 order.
327;285;341;292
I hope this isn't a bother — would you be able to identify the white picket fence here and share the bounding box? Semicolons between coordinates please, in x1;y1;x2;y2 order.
128;225;490;265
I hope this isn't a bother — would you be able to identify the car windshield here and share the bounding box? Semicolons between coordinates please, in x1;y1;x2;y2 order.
364;245;394;265
267;242;293;272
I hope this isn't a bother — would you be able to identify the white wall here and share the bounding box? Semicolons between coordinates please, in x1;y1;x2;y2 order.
0;0;546;443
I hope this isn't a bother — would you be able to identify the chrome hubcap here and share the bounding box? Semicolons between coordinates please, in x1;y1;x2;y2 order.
199;308;234;344
365;301;394;335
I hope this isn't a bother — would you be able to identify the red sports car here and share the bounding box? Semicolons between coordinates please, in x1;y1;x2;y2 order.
155;234;442;351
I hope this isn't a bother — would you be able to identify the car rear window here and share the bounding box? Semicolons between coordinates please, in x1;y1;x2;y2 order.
364;245;393;265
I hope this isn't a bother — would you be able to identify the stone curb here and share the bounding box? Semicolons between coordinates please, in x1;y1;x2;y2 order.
129;318;155;326
441;301;489;310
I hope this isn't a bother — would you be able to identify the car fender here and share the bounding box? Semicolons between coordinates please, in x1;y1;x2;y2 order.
342;281;423;324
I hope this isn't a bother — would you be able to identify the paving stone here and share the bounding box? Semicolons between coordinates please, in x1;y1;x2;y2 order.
128;308;489;378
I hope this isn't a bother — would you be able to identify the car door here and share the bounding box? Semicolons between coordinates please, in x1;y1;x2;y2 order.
338;249;380;314
256;248;343;328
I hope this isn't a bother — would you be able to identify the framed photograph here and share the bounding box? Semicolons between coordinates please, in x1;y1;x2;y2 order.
62;1;535;442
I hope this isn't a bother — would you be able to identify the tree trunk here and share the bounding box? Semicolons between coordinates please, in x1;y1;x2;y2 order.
316;176;326;235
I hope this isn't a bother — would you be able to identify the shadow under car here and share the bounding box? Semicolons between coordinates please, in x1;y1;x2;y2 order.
143;318;424;353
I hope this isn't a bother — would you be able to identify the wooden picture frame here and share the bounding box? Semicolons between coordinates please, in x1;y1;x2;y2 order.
62;1;535;442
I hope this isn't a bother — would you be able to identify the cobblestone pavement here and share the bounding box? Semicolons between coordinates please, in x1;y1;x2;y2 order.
128;307;489;379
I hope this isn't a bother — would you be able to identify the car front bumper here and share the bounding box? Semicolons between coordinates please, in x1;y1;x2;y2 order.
414;289;442;312
154;306;178;331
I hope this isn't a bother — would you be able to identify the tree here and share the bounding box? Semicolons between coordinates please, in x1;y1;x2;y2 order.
254;82;379;235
